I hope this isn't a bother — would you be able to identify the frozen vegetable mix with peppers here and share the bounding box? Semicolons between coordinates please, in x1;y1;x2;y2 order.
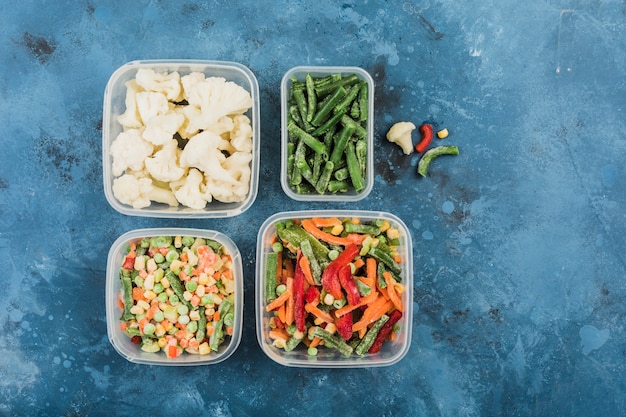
286;73;369;195
117;235;236;358
264;216;405;356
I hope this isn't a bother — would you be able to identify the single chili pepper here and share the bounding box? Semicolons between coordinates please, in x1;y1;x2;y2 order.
368;309;403;354
304;285;320;304
415;123;434;153
321;243;360;300
338;264;361;306
293;252;306;332
335;311;353;341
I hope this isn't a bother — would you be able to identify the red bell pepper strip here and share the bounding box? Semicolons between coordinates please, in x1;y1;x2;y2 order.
335;311;353;341
304;285;320;304
321;243;360;300
368;309;403;354
415;123;434;153
338;264;361;306
293;252;306;332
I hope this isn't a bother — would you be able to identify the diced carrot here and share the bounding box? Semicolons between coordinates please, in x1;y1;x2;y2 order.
384;272;403;312
145;303;160;320
188;339;200;350
190;295;201;307
265;289;292;312
312;217;342;228
309;337;322;348
206;326;215;336
129;240;137;251
226;326;233;336
299;256;316;286
168;345;179;358
138;317;148;333
353;258;365;270
179;338;189;348
117;299;125;309
179;251;188;262
159;247;169;256
179;269;189;281
120;322;128;331
132;287;146;301
138;269;148;278
222;269;233;280
304;302;335;324
213;311;221;322
393;253;403;263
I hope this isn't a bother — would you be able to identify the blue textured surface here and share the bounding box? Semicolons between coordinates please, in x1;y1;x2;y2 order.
1;1;625;416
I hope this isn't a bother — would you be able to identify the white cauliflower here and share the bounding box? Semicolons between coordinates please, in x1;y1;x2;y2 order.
171;168;212;209
206;115;236;138
145;139;186;182
110;128;154;176
179;130;235;183
229;114;253;153
386;122;416;155
185;76;253;129
135;68;182;101
117;80;145;129
135;91;170;124
112;174;178;209
205;151;252;203
142;111;185;146
180;72;206;102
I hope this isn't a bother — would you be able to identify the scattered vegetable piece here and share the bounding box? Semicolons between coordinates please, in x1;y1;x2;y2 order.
386;121;415;155
415;123;434;153
437;128;449;139
417;145;460;177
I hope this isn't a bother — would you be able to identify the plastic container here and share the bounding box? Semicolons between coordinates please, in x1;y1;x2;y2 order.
102;59;260;218
106;228;243;366
255;210;413;368
280;66;374;202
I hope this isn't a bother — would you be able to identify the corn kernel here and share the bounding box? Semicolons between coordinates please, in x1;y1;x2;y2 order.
143;290;157;300
170;259;183;271
386;228;400;240
198;273;209;285
189;310;200;321
325;323;337;334
161;277;171;289
174;236;182;248
134;256;145;271
330;224;344;235
198;342;211;355
272;339;286;349
146;258;157;273
137;300;150;311
437;128;449;139
155;324;166;337
130;305;145;315
157;337;167;348
394;283;405;294
195;285;206;297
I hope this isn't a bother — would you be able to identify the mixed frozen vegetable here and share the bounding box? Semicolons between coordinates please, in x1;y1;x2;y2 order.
110;68;254;209
117;235;236;358
263;216;406;357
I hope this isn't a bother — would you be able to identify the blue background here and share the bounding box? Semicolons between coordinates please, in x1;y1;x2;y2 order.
1;1;625;416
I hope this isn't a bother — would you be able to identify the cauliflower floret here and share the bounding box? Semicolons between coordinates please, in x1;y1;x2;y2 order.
145;139;186;182
171;168;212;209
112;174;178;209
142;111;185;146
386;122;416;155
135;68;182;101
206;115;236;138
110;128;154;177
117;80;145;129
135;91;170;124
180;72;206;102
205;151;252;203
179;131;236;184
185;76;253;129
229;114;253;153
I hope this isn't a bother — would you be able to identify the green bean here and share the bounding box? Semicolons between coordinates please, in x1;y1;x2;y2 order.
305;73;317;122
292;88;310;127
287;121;327;155
299;239;322;285
166;271;193;310
350;98;360;119
209;299;232;351
328;180;350;193
310;109;346;137
314;74;360;96
334;167;349;181
310;86;346;127
345;140;365;193
120;270;134;321
333;84;360;115
206;239;223;254
294;183;315;194
288;104;304;130
329;124;355;166
295;157;315;185
417;145;460;177
355;139;367;177
278;225;330;260
369;247;402;278
344;222;380;235
355;314;389;355
265;252;278;302
290;138;306;186
196;306;207;342
357;81;369;122
315;160;334;194
340;115;367;138
285;334;303;352
312;327;353;356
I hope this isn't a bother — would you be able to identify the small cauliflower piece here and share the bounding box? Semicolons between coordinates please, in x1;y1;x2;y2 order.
180;72;206;102
117;80;145;129
229;114;253;153
142;111;185;146
386;121;416;155
171;168;212;209
179;131;235;184
135;91;170;124
206;115;236;138
186;76;253;129
110;129;154;177
112;174;178;209
144;139;186;182
205;151;252;203
135;68;183;101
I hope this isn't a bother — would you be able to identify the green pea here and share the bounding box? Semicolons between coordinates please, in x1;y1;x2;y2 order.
153;253;165;264
186;281;198;292
143;323;156;335
152;311;164;322
169;294;180;305
153;283;164;294
186;321;198;333
166;249;179;263
177;304;189;315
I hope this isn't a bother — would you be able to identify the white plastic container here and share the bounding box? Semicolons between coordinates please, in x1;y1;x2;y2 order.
280;66;374;201
106;228;243;366
255;210;413;368
102;59;260;218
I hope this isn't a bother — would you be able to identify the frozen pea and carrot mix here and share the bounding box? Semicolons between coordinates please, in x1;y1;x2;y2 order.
286;73;369;195
264;216;405;356
117;235;236;358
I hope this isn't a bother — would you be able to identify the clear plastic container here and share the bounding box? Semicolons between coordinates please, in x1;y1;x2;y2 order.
102;59;260;218
106;228;243;366
280;66;374;202
255;210;413;368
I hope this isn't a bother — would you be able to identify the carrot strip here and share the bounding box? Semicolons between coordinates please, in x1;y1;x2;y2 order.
309;337;322;348
299;255;316;286
334;291;378;317
304;302;335;323
301;219;356;246
384;271;403;312
367;257;377;281
269;328;290;341
285;277;295;325
266;289;292;312
352;298;394;333
312;217;342;228
358;276;375;289
277;302;287;324
353;258;365;270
